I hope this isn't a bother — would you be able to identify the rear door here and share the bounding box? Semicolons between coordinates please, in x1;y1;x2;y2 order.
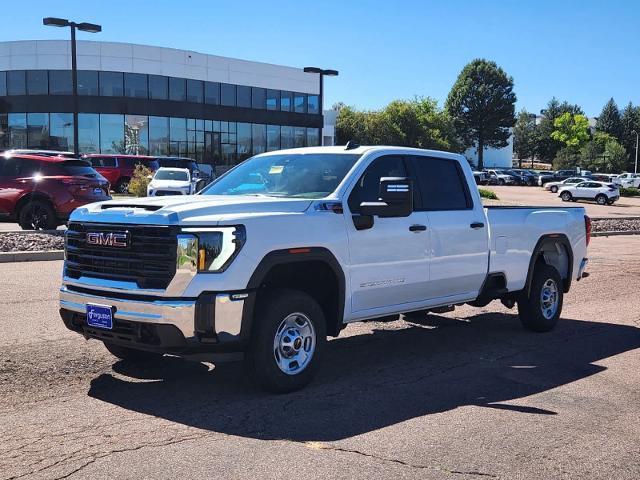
0;157;24;215
407;155;489;299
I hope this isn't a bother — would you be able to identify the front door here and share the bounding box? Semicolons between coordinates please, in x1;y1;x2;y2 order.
345;155;430;315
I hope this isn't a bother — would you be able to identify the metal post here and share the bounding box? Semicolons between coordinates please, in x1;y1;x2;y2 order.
319;73;324;145
70;23;79;157
635;131;638;175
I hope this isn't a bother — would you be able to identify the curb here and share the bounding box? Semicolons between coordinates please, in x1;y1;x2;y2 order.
0;250;64;263
0;229;64;235
592;230;640;237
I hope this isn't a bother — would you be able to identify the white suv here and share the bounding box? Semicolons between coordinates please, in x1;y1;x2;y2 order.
559;181;620;205
147;167;193;196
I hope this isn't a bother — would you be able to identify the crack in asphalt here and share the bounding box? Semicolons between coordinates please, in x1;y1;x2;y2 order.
301;441;497;477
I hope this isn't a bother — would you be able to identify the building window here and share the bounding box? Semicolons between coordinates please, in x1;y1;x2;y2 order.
49;70;72;95
280;91;292;112
78;113;99;152
169;117;187;155
49;113;74;151
99;72;124;97
307;127;320;147
149;75;168;100
0;114;8;149
124;73;148;98
307;95;319;114
281;125;293;149
169;77;186;102
100;114;124;153
125;115;149;154
8;113;27;148
7;71;26;96
294;93;307;113
205;82;220;105
149;116;169;155
78;71;99;96
251;87;266;109
26;113;50;148
186;79;203;103
221;121;237;168
237;123;251;161
252;124;266;155
221;83;236;106
294;126;306;147
266;89;280;110
267;125;280;151
26;70;48;95
237;86;251;108
0;72;6;96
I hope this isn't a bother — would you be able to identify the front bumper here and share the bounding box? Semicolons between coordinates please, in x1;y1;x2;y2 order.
59;284;253;354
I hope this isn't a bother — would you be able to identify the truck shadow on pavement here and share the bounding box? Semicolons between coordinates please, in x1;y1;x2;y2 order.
88;312;640;442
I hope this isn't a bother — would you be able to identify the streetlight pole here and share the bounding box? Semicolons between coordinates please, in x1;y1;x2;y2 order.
633;130;639;175
43;17;101;157
303;67;339;145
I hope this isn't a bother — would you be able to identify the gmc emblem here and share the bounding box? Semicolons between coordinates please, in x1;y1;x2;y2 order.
86;231;129;248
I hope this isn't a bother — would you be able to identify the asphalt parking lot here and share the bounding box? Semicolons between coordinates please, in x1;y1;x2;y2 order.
1;235;639;479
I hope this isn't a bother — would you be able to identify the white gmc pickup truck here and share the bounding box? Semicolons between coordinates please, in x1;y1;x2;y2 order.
60;145;590;392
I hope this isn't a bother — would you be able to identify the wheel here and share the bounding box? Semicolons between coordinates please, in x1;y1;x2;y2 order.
18;199;58;230
499;179;505;185
550;185;558;193
518;264;563;332
103;342;162;362
607;200;615;205
115;177;130;194
245;289;326;393
595;194;607;205
560;191;572;202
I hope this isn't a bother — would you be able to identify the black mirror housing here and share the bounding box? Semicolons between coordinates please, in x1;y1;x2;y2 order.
359;177;413;218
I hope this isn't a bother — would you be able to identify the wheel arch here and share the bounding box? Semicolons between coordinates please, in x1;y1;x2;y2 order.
14;192;56;219
525;234;574;295
245;247;346;337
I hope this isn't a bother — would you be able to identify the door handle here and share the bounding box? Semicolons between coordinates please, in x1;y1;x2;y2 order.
470;222;485;229
409;224;427;232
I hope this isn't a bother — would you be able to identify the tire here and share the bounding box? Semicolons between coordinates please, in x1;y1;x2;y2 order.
596;194;607;206
103;342;162;362
18;199;58;230
115;177;130;194
560;191;572;202
518;264;563;332
607;200;615;205
550;185;558;193
245;289;326;393
499;179;505;185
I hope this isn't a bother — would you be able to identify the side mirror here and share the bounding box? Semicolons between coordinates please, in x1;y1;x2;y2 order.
359;177;413;218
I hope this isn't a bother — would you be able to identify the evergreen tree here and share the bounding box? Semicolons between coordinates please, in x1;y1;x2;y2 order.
536;98;583;162
513;109;537;167
596;98;623;141
621;102;640;166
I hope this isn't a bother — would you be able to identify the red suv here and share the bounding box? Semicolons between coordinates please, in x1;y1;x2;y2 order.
83;155;159;193
0;154;111;230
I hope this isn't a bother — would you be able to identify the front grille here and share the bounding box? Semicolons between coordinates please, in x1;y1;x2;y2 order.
65;222;179;289
154;190;183;196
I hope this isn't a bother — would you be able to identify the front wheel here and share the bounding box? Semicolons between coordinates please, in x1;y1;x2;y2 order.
18;200;58;230
518;264;563;332
596;194;607;205
560;191;572;202
115;178;130;194
245;289;326;393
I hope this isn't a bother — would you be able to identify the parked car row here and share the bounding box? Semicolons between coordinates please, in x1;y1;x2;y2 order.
473;168;538;186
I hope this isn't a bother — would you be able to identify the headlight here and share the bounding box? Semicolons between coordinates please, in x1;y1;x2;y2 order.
179;226;246;273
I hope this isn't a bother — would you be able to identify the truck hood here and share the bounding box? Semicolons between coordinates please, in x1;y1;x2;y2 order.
70;194;314;225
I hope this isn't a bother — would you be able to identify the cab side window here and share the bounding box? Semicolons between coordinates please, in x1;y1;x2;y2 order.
409;155;472;210
348;155;407;214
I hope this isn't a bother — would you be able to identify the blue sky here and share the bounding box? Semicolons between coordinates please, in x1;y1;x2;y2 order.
3;0;639;116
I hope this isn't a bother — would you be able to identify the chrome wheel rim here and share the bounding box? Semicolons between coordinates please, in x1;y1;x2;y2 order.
27;205;48;230
540;279;559;320
273;312;316;375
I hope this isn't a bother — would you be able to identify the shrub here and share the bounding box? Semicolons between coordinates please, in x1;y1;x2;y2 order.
619;187;640;197
128;164;153;197
479;188;499;200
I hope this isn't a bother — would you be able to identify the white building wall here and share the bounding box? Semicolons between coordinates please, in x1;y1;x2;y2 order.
0;40;319;94
464;132;514;169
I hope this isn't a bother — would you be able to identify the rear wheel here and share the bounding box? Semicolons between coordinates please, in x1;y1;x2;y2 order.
550;185;558;193
103;342;162;362
115;177;130;194
560;191;572;202
596;194;607;205
244;289;326;393
518;264;563;332
18;199;58;230
499;179;505;185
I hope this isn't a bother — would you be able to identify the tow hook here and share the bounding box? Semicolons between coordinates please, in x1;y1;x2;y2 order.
501;298;516;309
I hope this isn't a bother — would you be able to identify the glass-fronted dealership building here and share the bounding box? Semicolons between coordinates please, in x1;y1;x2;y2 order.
0;40;322;171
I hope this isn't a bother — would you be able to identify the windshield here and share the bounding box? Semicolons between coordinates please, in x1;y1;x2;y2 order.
154;169;189;181
58;160;98;177
201;153;362;198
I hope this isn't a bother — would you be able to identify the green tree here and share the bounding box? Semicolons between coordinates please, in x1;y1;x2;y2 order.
335;97;460;151
621;102;640;167
603;139;628;173
536;98;584;162
551;113;590;150
445;59;516;170
513;109;537;167
596;98;623;141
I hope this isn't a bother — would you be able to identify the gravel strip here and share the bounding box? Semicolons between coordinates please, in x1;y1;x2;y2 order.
0;232;65;252
591;218;640;233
